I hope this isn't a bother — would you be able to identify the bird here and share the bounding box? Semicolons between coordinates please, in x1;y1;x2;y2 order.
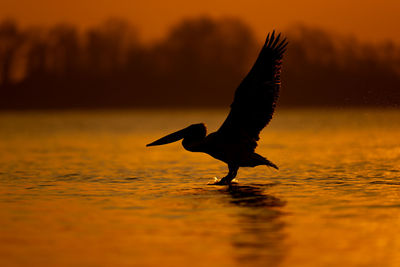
146;31;288;185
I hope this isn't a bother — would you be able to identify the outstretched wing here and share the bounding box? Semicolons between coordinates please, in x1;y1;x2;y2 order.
217;31;287;146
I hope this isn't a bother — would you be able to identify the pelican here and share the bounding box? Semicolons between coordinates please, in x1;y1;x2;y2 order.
147;31;288;185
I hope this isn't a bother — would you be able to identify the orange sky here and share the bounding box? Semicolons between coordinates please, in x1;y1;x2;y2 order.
1;0;399;43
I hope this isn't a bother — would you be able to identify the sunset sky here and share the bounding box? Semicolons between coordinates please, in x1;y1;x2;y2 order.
1;0;399;44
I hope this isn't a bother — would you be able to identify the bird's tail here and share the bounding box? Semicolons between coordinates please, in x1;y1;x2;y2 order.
253;153;279;170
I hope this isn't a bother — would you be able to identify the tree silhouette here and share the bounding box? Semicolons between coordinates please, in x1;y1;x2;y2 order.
0;17;399;109
148;16;258;106
0;19;24;86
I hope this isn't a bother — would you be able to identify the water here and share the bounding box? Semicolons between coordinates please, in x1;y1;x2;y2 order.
0;109;399;267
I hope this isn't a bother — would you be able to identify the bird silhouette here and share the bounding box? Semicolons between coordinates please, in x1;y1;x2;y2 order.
147;31;288;185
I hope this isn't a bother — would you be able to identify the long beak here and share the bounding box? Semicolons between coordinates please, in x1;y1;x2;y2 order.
146;127;187;147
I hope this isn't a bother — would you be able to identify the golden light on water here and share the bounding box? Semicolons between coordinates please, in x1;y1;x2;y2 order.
1;109;400;266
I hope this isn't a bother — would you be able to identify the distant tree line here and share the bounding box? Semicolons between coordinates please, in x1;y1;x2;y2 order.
0;17;399;109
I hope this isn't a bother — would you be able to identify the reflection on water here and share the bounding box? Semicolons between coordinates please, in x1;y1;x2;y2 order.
1;109;400;267
225;184;285;208
223;184;286;265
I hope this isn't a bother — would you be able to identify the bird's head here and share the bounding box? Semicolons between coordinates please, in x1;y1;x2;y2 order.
146;123;206;147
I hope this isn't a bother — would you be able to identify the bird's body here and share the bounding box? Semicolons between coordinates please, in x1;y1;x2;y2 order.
184;127;273;167
147;31;288;184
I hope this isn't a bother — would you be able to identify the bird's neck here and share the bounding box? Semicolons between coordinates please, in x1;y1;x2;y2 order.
182;137;206;152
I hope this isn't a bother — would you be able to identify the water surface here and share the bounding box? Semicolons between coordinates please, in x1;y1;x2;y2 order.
1;109;400;266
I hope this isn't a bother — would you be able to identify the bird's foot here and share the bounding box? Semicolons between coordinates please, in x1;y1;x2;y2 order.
213;178;230;185
207;177;223;185
208;177;238;186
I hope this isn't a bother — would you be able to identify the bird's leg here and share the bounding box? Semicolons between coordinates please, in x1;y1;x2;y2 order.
215;165;238;185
